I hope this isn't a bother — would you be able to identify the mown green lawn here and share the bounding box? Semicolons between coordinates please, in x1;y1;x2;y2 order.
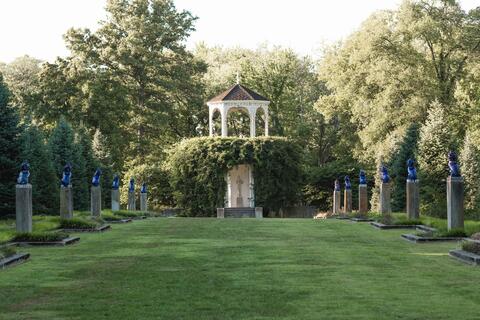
0;218;479;320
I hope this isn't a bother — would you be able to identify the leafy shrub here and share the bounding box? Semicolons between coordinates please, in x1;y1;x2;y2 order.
167;137;303;216
101;214;124;221
114;210;144;218
462;241;480;255
394;218;422;226
436;228;467;238
378;214;394;225
0;246;16;259
471;232;480;240
59;218;98;230
12;232;69;242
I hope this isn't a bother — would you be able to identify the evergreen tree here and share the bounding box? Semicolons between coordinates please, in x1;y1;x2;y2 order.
0;73;21;216
390;124;420;212
460;130;480;212
19;125;57;214
48;117;88;210
417;102;456;217
93;129;113;208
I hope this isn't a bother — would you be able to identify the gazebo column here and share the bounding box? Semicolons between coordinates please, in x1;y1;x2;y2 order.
264;109;269;136
209;108;213;137
221;108;228;137
249;109;256;138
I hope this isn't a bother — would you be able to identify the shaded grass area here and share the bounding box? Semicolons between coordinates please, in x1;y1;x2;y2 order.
1;218;480;319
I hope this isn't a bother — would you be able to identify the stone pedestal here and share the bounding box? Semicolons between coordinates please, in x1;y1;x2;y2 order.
447;176;464;230
140;193;148;212
406;180;420;219
217;208;225;218
255;207;263;219
127;191;136;211
91;186;101;217
344;189;352;214
60;185;73;219
379;182;391;214
16;184;32;233
358;184;368;214
111;189;120;211
333;190;341;214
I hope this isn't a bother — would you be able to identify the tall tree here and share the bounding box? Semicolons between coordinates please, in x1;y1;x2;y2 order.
459;129;480;212
93;129;114;208
0;73;21;216
19;125;57;214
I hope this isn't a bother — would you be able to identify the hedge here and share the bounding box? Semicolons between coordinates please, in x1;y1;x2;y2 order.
166;136;303;216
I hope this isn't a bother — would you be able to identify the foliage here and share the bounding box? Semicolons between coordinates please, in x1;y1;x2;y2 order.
390;123;420;212
0;74;20;217
93;129;114;208
435;228;468;238
417;102;457;217
12;232;69;242
59;218;98;230
460;129;480;211
19;124;57;214
0;246;16;259
167;137;303;216
462;241;480;255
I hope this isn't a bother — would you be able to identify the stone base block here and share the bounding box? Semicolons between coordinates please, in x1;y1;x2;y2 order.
91;186;102;217
358;185;368;214
333;190;341;214
217;208;225;218
127;192;136;211
406;180;420;219
344;189;352;214
16;184;32;233
379;182;391;215
111;189;120;211
447;176;464;230
60;185;73;219
255;207;263;219
140;193;148;212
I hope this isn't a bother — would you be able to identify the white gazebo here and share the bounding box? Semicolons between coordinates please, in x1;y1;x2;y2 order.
207;83;270;137
208;83;270;218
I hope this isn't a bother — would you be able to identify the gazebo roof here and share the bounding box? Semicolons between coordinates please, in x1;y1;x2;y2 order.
208;84;269;103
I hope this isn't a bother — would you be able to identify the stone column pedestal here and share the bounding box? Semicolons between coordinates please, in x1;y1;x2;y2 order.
447;176;464;230
358;185;368;214
60;185;73;219
333;190;341;215
91;186;101;217
344;189;352;214
217;208;225;218
255;207;263;219
111;189;120;211
379;182;391;214
140;193;148;212
127;192;136;211
16;184;32;233
406;180;420;219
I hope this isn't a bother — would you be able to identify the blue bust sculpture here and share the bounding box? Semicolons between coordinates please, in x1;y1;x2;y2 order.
61;163;72;187
359;170;367;185
112;175;120;190
141;183;147;194
380;166;390;183
92;168;102;187
17;161;30;184
344;175;351;190
129;178;135;193
448;151;461;177
334;179;340;191
407;158;417;181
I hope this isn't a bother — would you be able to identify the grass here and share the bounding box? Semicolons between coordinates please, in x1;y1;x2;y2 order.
0;218;480;319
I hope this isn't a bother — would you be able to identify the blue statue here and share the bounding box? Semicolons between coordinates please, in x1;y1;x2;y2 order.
17;161;30;184
141;183;147;194
407;158;417;181
334;179;340;191
92;168;102;187
112;175;120;190
129;178;135;193
448;151;461;177
344;175;351;190
380;165;390;183
61;163;72;187
359;170;367;185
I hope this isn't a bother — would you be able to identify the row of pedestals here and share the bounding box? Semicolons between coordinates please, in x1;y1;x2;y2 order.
16;185;148;233
333;177;464;230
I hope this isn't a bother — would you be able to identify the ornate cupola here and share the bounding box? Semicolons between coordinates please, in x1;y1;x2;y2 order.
207;83;270;137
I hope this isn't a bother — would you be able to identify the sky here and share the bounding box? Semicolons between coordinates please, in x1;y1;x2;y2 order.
0;0;478;63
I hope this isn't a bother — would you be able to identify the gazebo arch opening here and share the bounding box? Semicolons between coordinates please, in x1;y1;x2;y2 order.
227;107;250;137
211;108;222;136
255;107;267;137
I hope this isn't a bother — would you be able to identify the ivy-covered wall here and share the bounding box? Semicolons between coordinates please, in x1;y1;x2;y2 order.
166;137;303;216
